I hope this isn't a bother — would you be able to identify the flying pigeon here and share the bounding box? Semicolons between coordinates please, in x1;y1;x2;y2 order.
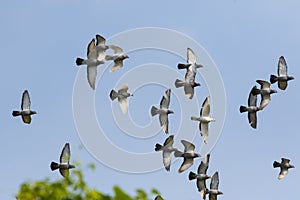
110;84;133;114
50;143;75;178
189;154;211;200
174;140;201;173
174;72;200;99
270;56;294;90
208;172;223;200
151;89;174;134
252;80;277;110
12;90;37;124
155;135;177;171
177;48;203;72
191;96;215;144
273;158;295;180
105;45;129;72
76;35;107;90
239;86;261;129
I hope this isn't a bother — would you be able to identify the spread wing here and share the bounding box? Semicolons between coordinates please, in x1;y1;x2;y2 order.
21;90;31;110
118;97;128;114
198;154;210;174
278;56;288;76
181;140;195;153
187;48;196;64
278;81;288;90
108;45;123;56
163;151;172;171
184;84;194;99
159;114;169;133
96;34;106;46
281;158;290;164
210;172;219;190
178;157;194;173
87;65;97;90
197;180;208;198
248;112;257;129
110;59;123;72
259;93;271;110
59;169;70;178
164;135;174;147
248;86;258;107
200;122;209;144
160;89;171;109
22;115;31;124
200;96;210;117
118;84;129;93
256;80;270;90
87;39;97;59
278;168;288;180
60;143;71;165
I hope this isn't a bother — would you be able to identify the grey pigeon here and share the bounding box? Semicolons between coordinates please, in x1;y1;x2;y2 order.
174;140;201;173
12;90;37;124
273;158;295;180
155;135;177;171
208;172;223;200
270;56;294;90
76;35;107;90
191;96;215;144
50;143;75;178
189;154;211;200
239;86;261;129
110;84;133;114
151;89;174;134
252;80;277;110
105;45;129;72
177;48;203;71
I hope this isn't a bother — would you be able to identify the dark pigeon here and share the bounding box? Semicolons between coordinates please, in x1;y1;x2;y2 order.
273;158;295;180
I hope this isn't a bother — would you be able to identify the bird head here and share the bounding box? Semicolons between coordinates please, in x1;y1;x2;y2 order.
31;111;37;115
288;76;295;81
168;110;174;114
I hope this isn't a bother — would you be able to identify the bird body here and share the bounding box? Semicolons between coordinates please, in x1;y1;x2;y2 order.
110;84;133;114
175;140;200;173
155;135;177;171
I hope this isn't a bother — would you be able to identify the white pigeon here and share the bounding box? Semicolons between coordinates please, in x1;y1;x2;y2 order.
191;96;215;144
189;154;211;200
105;45;129;72
109;84;133;114
155;135;177;171
174;140;201;173
239;86;261;129
12;90;37;124
151;89;174;134
273;158;295;180
270;56;294;90
76;35;107;90
208;172;223;200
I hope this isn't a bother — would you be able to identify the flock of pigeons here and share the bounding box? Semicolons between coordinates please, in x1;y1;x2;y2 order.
10;33;295;199
239;56;295;180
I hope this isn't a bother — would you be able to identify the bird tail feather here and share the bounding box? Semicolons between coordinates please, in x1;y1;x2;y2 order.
191;116;200;121
177;63;189;70
270;74;278;84
151;106;159;116
239;106;248;113
188;171;197;180
273;161;281;168
76;58;84;66
12;111;21;117
50;162;60;171
109;90;118;101
155;143;163;151
175;79;185;88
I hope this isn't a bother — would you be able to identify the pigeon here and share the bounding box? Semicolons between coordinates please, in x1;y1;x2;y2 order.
155;135;177;171
273;158;295;180
239;86;261;129
154;195;164;200
76;35;107;90
12;90;37;124
189;154;211;200
174;140;201;173
208;172;223;200
105;45;129;72
151;89;174;134
50;143;75;178
110;84;133;114
177;48;203;72
270;56;294;90
252;80;277;110
191;96;215;144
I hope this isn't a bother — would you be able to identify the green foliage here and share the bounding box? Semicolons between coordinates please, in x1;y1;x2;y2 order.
16;164;161;200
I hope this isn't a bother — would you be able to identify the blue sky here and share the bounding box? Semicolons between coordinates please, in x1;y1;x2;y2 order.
1;0;300;199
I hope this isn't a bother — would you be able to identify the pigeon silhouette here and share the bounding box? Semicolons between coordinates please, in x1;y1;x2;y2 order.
151;89;174;134
252;80;277;110
239;86;261;129
105;45;129;72
110;84;133;114
76;35;107;90
50;143;75;178
270;56;294;90
155;135;177;171
208;172;223;200
12;90;37;124
174;140;201;173
273;158;295;180
191;96;215;143
189;154;211;199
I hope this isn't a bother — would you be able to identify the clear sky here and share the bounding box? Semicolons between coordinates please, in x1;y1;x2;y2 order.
1;0;299;199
